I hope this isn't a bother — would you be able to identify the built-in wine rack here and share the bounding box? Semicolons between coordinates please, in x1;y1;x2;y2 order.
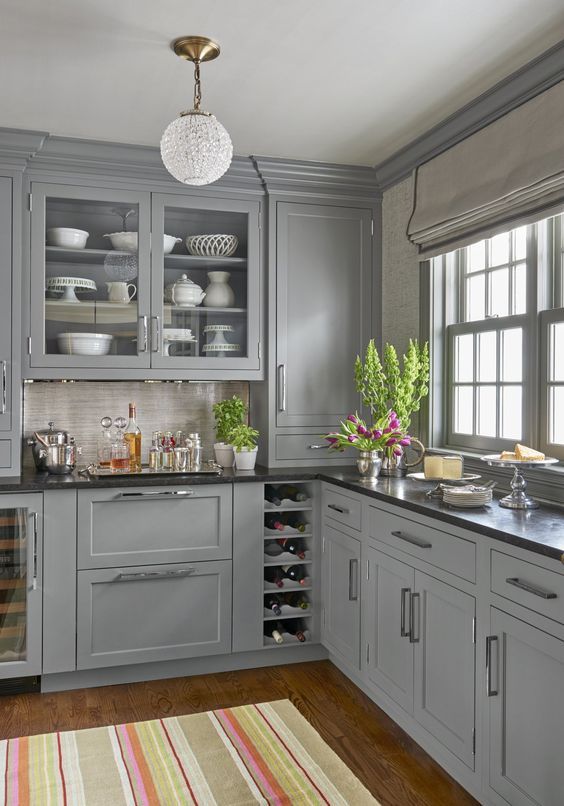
262;482;314;648
0;509;28;664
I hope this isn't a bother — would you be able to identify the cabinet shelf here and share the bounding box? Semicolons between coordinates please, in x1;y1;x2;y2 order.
165;305;247;315
45;299;138;324
164;254;247;271
264;503;313;512
262;631;312;648
263;609;312;620
263;583;312;594
263;553;312;566
46;246;131;264
264;529;311;539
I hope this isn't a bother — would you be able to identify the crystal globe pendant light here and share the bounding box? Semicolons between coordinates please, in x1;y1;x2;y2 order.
161;36;233;186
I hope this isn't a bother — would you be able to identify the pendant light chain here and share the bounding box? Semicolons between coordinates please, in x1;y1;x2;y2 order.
193;60;202;111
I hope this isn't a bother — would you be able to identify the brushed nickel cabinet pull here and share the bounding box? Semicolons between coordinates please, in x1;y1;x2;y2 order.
486;635;499;696
409;592;420;643
277;364;286;411
328;503;349;515
151;316;161;353
116;490;195;499
506;577;557;599
0;360;6;415
391;530;432;549
138;316;148;352
400;587;411;637
116;568;196;582
30;512;38;591
308;444;326;449
348;558;359;601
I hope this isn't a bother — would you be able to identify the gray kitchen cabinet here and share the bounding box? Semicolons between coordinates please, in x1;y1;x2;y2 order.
321;522;361;668
488;607;564;806
77;485;232;569
76;559;232;669
0;493;42;680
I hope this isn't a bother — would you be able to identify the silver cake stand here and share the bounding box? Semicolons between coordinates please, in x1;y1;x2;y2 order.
481;454;558;509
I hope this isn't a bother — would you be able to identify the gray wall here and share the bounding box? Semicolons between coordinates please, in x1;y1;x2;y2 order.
23;381;249;469
381;175;420;356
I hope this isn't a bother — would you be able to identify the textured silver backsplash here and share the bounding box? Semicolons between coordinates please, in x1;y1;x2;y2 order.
23;381;249;469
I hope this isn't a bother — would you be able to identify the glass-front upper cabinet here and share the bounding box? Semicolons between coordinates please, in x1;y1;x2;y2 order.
150;194;260;372
0;494;42;680
29;183;152;370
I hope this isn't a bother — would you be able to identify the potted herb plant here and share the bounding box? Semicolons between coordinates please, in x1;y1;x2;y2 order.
230;423;260;470
212;395;247;467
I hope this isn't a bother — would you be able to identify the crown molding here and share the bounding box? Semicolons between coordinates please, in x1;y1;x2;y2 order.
375;38;564;190
253;155;381;201
0;128;47;171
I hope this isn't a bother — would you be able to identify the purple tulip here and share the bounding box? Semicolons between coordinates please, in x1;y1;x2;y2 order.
372;429;382;440
358;424;367;436
326;437;338;445
389;411;397;420
399;437;411;446
347;414;358;424
383;426;392;434
390;419;400;429
348;434;358;443
393;448;402;456
385;437;397;447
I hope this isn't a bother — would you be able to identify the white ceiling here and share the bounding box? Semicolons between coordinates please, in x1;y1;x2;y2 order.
2;0;564;166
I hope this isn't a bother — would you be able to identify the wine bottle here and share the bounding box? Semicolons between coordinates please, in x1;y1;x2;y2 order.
264;541;284;557
264;594;283;616
264;514;284;531
277;485;308;503
263;623;284;644
124;402;142;472
280;618;307;642
281;565;309;585
282;513;307;532
264;567;285;588
264;485;282;507
284;592;310;610
276;536;306;559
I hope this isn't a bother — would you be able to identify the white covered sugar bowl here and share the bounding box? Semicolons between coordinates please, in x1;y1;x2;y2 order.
170;274;206;307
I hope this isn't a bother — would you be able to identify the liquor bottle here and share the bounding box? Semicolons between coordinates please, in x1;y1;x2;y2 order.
264;514;284;531
148;431;162;471
284;592;310;610
264;567;285;588
124;402;142;472
281;565;309;585
264;541;284;558
161;432;174;470
264;485;282;507
263;623;284;644
277;484;308;503
282;513;307;532
280;619;307;642
276;536;306;559
264;593;283;616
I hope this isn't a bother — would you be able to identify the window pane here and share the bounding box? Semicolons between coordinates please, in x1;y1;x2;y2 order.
513;262;527;315
488;268;509;317
501;329;522;382
490;233;509;267
477;386;497;437
513;226;527;260
550;322;564;382
454;386;473;434
468;241;485;272
500;386;522;440
549;386;564;444
454;333;474;382
477;331;496;381
466;274;485;321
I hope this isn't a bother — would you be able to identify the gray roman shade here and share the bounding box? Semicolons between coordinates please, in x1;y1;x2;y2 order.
407;80;564;257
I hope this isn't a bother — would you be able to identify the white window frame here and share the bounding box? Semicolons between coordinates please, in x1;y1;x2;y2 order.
539;307;564;461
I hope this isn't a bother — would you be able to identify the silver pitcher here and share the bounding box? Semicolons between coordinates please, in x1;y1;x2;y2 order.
380;438;425;477
356;450;383;481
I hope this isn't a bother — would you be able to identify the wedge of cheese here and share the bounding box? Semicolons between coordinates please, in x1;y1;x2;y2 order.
515;443;545;461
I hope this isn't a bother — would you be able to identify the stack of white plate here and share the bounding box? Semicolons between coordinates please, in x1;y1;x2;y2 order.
442;485;493;508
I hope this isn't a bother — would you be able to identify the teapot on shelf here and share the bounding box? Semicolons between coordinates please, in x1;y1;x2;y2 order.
170;274;206;307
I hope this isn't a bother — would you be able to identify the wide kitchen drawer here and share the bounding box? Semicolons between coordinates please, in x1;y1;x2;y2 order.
76;560;232;669
323;486;362;532
275;434;351;461
77;484;232;569
369;505;476;582
491;550;564;624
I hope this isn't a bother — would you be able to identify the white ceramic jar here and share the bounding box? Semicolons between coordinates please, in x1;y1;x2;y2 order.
170;274;206;307
203;271;235;308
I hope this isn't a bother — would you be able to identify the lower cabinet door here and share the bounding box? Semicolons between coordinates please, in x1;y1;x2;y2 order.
413;571;476;769
77;561;232;669
489;608;564;806
321;523;361;668
365;546;414;713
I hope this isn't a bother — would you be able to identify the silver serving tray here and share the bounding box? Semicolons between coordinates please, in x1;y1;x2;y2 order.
82;464;223;478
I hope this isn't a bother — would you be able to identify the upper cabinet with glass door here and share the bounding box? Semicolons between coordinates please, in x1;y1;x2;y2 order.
29;183;152;372
150;194;260;373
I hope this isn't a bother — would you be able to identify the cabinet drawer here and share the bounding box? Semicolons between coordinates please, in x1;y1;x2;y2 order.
76;560;232;669
0;441;11;467
78;484;232;569
491;550;564;624
323;487;362;532
369;505;476;582
275;434;351;461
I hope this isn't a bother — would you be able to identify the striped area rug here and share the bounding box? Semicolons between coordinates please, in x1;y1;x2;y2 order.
0;699;378;804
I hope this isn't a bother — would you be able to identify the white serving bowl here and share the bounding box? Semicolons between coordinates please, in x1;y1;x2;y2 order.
104;233;182;255
186;234;238;257
57;332;113;356
46;228;89;249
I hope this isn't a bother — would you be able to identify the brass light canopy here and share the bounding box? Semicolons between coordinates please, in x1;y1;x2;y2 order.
172;36;221;64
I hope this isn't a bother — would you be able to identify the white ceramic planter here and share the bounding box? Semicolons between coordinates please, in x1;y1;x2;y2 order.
214;442;235;468
234;447;258;470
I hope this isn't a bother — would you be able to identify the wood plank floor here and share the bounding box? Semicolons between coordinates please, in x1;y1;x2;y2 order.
0;660;477;805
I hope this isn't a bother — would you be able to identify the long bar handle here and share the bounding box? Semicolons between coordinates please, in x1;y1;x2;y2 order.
348;558;359;601
486;635;499;696
138;316;148;353
308;444;326;450
151;316;161;354
116;490;195;499
277;364;286;411
400;587;411;637
409;592;420;643
391;530;432;549
116;568;196;582
328;503;350;515
506;577;557;600
30;512;38;591
0;360;6;415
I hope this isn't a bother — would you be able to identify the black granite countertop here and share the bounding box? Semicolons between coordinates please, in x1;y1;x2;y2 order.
3;464;564;562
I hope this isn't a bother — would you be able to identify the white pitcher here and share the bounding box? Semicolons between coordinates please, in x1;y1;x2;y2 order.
106;282;136;304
